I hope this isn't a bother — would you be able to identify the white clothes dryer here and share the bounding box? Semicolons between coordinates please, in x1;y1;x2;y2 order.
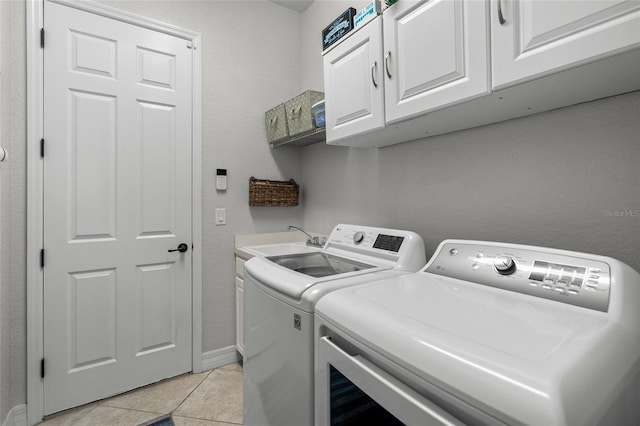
242;224;426;426
314;240;640;425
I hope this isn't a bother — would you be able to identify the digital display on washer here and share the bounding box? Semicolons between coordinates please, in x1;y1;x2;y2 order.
529;261;587;284
373;235;404;252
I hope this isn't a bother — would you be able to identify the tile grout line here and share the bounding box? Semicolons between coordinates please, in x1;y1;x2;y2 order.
170;367;216;418
44;369;218;425
172;365;244;424
65;404;100;426
171;414;242;425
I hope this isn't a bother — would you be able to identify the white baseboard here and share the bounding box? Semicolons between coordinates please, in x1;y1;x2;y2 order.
200;345;241;372
2;405;27;426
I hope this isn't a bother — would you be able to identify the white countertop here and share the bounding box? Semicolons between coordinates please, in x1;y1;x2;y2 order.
234;231;324;260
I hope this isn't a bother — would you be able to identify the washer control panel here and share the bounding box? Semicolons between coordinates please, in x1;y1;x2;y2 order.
427;241;611;312
324;224;426;272
328;225;405;254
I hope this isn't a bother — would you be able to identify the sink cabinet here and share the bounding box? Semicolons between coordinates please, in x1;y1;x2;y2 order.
233;237;323;358
235;257;246;356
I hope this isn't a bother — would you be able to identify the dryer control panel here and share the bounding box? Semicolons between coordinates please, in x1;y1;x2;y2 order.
425;241;611;312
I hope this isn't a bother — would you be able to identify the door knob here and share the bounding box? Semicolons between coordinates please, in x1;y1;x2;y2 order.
168;243;189;253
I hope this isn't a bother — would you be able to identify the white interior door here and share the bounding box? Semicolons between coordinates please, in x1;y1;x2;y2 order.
43;1;193;414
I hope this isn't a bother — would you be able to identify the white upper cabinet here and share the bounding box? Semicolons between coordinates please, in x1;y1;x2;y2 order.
323;17;385;143
492;0;640;89
383;0;490;123
321;0;639;147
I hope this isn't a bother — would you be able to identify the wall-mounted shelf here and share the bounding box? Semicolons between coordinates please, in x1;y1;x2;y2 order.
269;127;325;148
266;90;325;148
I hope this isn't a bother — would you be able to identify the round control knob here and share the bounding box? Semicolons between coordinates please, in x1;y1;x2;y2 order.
493;255;516;275
353;231;365;244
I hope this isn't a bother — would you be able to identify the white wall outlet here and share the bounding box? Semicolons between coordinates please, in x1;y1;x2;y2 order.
215;208;226;225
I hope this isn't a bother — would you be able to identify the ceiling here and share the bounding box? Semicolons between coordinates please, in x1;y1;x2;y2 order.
271;0;314;13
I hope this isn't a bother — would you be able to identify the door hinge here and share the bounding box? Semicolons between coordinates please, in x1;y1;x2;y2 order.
40;249;45;268
40;28;45;48
40;138;45;158
40;358;45;379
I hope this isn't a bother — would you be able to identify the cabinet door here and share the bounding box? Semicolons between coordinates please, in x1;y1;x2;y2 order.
492;0;640;89
383;0;490;123
323;17;385;144
235;277;244;356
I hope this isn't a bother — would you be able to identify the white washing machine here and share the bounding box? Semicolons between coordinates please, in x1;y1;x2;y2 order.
242;224;426;426
315;240;640;425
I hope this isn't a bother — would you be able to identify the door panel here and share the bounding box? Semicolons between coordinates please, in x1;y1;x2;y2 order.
383;0;490;123
70;30;117;78
70;90;117;240
137;47;176;89
138;101;176;236
323;17;385;143
137;262;177;354
396;0;462;97
492;0;640;89
68;269;117;371
43;1;192;414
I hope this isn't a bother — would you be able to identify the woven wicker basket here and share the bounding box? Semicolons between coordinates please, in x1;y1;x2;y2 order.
249;177;299;207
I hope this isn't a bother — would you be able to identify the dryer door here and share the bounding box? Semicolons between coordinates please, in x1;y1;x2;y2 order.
315;336;464;426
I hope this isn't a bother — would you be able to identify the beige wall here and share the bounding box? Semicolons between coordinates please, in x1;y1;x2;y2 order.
0;1;304;421
299;2;640;272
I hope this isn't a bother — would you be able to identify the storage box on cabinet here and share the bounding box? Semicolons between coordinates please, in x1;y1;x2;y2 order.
285;90;324;136
265;103;289;143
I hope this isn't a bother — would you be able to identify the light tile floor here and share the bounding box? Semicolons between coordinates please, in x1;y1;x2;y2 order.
38;363;243;426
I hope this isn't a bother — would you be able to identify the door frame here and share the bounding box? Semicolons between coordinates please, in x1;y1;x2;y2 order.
26;0;203;423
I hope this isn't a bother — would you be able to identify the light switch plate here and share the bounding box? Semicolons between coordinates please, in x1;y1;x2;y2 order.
215;208;226;225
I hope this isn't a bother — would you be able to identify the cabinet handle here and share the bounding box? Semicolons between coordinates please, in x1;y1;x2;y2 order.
371;61;378;88
385;51;392;79
269;116;278;127
498;0;506;25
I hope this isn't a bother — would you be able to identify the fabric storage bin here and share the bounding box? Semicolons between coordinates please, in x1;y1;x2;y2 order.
265;103;289;143
285;90;324;137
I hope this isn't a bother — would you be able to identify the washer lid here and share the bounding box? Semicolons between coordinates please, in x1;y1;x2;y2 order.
315;272;634;425
245;255;389;299
266;252;376;278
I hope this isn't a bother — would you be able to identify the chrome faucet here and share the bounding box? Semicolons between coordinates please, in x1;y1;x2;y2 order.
288;225;325;247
